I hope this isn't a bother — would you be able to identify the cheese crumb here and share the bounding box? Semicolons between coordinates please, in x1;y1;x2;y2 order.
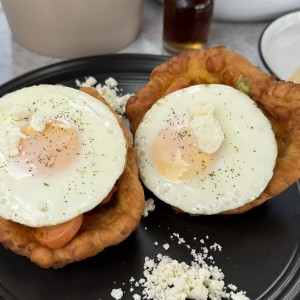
188;102;224;154
30;114;50;133
172;233;186;244
0;125;27;157
105;77;118;88
143;198;156;217
228;284;237;291
111;288;123;300
85;76;98;86
231;291;250;300
163;243;170;250
76;76;132;115
210;243;222;251
10;105;31;121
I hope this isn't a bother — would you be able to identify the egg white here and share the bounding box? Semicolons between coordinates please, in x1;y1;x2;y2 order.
0;85;127;227
134;84;277;214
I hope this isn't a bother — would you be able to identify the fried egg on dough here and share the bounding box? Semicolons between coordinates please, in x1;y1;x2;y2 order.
0;85;144;268
126;46;300;215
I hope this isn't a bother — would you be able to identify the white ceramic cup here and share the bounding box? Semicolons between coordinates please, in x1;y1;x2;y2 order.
2;0;145;58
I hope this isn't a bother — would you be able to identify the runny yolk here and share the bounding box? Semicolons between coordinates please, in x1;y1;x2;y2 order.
152;124;215;182
14;120;81;176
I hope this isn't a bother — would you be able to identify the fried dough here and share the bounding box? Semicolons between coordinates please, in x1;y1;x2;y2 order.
0;87;145;268
126;46;300;214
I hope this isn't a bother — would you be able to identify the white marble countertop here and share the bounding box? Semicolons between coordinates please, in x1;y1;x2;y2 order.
0;0;269;86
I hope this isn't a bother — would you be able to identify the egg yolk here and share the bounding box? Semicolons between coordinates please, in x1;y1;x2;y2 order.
13;120;81;176
152;124;215;182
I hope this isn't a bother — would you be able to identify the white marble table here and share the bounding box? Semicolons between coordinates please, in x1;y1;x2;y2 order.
0;0;269;86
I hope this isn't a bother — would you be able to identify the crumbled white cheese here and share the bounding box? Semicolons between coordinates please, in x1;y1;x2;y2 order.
76;76;132;115
30;114;50;132
105;77;118;88
202;247;209;254
172;233;186;244
142;255;224;300
111;288;123;300
191;101;215;116
210;243;222;251
0;125;27;157
143;198;156;217
85;76;98;86
144;257;155;269
231;291;250;300
9;104;31;121
126;233;250;300
133;294;141;300
228;284;238;291
188;101;224;154
163;243;170;250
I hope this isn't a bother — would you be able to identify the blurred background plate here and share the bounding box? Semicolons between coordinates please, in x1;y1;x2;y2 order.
155;0;300;22
258;10;300;80
213;0;300;22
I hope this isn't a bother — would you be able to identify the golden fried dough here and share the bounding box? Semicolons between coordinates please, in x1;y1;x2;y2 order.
126;46;300;214
0;87;144;268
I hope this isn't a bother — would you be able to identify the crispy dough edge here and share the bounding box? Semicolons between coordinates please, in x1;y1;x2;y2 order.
0;87;145;268
126;46;300;214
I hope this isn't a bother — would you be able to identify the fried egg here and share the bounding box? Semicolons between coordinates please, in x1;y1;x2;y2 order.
134;84;277;214
0;85;127;226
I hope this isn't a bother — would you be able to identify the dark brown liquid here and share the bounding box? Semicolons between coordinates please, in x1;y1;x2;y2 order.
163;0;213;53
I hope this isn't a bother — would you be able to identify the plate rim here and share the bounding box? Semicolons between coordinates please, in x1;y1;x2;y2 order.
0;53;171;95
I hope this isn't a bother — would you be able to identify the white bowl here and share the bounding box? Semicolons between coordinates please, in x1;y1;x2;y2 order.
2;0;145;58
214;0;300;22
259;10;300;81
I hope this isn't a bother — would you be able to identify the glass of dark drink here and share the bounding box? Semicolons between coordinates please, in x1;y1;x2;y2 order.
163;0;214;54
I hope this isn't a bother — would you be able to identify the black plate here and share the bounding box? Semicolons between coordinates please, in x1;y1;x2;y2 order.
0;54;300;300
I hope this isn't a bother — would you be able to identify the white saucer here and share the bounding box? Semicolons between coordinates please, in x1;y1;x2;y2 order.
259;10;300;81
